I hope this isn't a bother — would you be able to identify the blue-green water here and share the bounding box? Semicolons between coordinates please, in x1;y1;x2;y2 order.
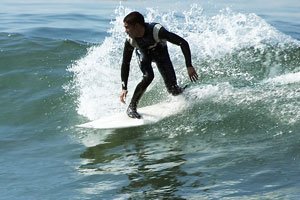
1;0;300;199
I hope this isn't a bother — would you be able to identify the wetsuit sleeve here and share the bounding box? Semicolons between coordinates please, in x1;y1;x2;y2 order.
158;27;192;67
121;40;134;90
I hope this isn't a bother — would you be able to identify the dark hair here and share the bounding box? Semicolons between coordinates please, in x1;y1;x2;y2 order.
123;11;145;25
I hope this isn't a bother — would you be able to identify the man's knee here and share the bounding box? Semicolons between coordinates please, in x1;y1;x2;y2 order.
142;72;154;86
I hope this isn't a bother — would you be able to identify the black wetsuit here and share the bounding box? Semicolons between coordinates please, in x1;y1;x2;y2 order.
121;23;192;107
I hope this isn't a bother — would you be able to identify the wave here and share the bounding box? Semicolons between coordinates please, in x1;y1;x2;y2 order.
67;4;300;123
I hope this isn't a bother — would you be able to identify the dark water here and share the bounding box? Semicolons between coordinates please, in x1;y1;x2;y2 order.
1;0;300;199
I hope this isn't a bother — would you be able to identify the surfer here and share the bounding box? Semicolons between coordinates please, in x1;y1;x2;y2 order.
120;11;198;119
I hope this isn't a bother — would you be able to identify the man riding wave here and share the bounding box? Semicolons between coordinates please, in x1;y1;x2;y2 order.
120;11;198;119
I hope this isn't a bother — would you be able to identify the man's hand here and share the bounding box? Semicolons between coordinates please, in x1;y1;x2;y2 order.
120;90;128;104
187;66;199;82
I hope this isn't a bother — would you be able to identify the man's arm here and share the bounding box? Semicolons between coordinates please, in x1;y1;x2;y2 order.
158;27;192;67
158;27;198;82
120;40;134;103
121;40;134;90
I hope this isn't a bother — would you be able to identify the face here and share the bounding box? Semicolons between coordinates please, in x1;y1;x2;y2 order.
124;22;136;38
124;22;143;38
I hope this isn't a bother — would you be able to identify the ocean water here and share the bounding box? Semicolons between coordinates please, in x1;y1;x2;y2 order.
1;0;300;199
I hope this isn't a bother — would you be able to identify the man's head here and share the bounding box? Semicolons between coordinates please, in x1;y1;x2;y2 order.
123;11;145;26
123;11;145;38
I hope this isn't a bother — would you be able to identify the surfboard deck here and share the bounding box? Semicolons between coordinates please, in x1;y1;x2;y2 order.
77;99;186;130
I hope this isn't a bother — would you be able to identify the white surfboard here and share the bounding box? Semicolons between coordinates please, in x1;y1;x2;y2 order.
77;98;186;129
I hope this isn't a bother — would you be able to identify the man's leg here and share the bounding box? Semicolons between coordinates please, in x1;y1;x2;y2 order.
154;48;184;96
127;50;154;119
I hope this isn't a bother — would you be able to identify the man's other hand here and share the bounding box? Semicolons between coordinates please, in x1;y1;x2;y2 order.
120;90;128;104
187;66;199;82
